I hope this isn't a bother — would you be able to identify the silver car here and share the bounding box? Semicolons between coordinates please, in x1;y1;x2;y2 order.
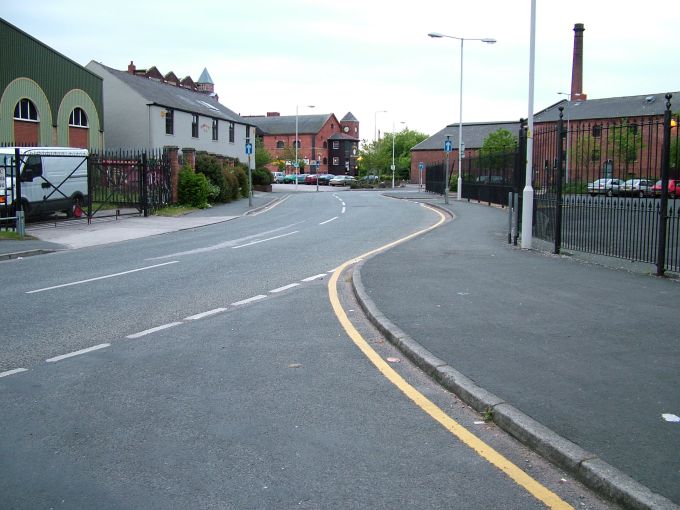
587;178;624;197
620;178;654;197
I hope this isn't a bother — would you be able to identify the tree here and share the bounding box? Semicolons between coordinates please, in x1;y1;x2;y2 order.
254;137;272;169
357;128;428;180
480;129;517;172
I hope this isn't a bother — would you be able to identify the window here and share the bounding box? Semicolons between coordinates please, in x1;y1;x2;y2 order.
592;125;602;138
294;140;301;149
276;140;284;149
332;157;339;166
69;107;88;127
332;141;339;149
192;114;199;138
166;109;174;135
245;127;250;145
628;123;638;135
322;157;327;165
229;122;235;143
212;118;219;141
323;141;327;148
14;99;38;121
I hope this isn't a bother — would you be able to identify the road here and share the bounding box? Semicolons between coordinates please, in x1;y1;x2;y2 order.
1;191;617;509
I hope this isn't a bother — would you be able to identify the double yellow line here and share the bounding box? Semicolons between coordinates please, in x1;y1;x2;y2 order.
327;204;572;509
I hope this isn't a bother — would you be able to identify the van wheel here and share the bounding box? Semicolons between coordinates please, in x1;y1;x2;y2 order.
69;196;84;218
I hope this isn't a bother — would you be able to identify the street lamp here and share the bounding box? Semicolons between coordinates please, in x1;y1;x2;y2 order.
428;32;496;200
521;0;537;249
392;120;406;189
295;104;315;191
374;110;387;142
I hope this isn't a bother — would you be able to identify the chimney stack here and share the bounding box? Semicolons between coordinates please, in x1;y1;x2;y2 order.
127;61;136;75
570;24;587;101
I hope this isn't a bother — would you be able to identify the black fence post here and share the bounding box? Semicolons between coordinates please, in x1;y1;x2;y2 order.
656;93;672;276
142;152;148;217
14;148;24;237
554;107;565;254
87;152;93;223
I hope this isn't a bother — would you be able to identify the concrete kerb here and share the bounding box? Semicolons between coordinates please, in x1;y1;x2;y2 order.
0;248;61;261
350;216;678;510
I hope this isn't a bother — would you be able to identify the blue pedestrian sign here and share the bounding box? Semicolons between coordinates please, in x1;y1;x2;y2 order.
418;162;425;172
245;142;253;155
444;140;453;153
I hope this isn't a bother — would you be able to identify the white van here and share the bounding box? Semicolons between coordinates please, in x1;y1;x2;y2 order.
0;147;89;218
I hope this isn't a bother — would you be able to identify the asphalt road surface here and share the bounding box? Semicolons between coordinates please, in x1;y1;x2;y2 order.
1;191;617;509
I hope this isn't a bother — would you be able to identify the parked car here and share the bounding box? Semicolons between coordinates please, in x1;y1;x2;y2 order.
651;179;680;198
620;179;654;197
329;175;356;187
587;178;624;197
271;171;285;184
304;174;318;185
318;173;334;185
283;173;307;184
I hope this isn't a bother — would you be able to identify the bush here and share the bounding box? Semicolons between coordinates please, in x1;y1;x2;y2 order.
196;153;229;202
224;170;239;201
233;164;250;198
252;167;273;186
178;166;209;208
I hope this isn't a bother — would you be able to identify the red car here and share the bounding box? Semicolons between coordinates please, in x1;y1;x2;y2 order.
651;179;680;197
304;174;318;185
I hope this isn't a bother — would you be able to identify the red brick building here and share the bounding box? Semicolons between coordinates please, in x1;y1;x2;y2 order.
245;112;360;175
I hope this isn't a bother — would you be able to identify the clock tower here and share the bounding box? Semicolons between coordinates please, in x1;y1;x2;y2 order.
340;112;359;139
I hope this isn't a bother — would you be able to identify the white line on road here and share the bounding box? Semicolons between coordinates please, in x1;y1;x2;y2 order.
341;207;346;214
231;295;267;306
232;231;298;249
0;368;28;378
319;217;338;225
27;261;180;294
270;283;300;293
46;343;110;363
126;322;183;339
302;274;327;282
184;308;227;321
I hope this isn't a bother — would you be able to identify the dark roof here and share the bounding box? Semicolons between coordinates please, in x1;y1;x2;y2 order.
92;62;246;124
534;91;679;123
245;114;333;135
341;111;359;122
327;132;359;141
411;121;520;151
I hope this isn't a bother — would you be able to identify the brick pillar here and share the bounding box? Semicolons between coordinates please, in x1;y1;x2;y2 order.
165;145;180;203
182;147;196;170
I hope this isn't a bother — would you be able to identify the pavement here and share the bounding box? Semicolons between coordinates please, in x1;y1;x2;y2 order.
1;186;678;509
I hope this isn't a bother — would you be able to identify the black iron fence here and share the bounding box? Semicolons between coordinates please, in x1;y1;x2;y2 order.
1;147;172;233
532;94;679;274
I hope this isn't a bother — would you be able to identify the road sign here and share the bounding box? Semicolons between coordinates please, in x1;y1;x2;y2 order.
245;142;253;155
418;162;424;172
444;140;453;153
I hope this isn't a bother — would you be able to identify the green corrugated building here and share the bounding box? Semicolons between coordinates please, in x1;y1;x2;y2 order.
0;18;103;149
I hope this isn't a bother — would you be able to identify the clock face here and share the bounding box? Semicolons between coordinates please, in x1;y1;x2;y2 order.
343;126;349;133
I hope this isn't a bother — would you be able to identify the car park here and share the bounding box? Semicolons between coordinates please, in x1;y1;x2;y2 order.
620;179;654;197
651;179;680;198
587;178;624;197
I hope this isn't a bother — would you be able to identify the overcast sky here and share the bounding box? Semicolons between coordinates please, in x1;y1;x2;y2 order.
4;1;679;142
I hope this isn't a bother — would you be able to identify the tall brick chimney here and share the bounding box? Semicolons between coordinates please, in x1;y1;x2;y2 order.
127;61;136;75
570;23;587;101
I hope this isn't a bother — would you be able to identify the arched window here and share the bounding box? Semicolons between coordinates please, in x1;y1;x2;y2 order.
323;141;328;148
322;157;328;165
69;107;88;127
294;140;301;149
276;140;284;149
14;99;39;121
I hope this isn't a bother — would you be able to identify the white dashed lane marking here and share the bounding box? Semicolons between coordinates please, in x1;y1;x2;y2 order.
319;217;338;225
126;322;183;339
0;368;28;378
302;274;327;282
184;308;227;321
270;283;300;294
46;343;110;363
231;295;267;306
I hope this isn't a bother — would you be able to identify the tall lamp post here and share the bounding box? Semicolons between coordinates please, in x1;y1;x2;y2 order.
295;104;315;191
428;32;496;200
374;110;387;142
521;0;537;249
391;120;406;189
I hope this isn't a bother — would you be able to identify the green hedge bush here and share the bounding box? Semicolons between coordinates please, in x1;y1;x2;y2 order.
178;166;209;208
252;167;272;186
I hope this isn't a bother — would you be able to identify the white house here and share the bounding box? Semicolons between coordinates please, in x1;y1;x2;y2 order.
86;61;254;167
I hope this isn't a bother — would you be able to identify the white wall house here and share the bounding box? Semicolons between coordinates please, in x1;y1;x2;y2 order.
86;61;254;168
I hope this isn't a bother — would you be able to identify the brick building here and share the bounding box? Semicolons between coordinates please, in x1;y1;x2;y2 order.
246;111;360;175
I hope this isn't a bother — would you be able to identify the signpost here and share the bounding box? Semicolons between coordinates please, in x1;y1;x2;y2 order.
444;136;452;204
418;161;424;190
245;142;253;207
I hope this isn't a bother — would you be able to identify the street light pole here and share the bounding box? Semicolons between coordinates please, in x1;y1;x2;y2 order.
558;91;572;183
391;121;405;189
428;32;496;201
521;0;536;249
374;110;387;142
